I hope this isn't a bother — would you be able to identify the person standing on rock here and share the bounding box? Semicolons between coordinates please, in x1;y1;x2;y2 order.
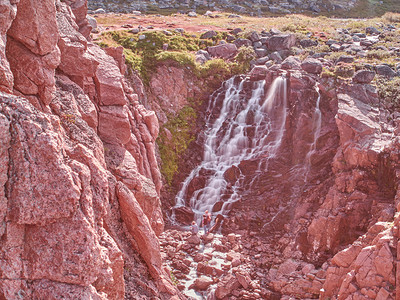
201;210;211;235
190;221;199;235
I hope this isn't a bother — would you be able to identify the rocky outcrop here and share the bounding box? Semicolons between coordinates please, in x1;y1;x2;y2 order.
0;0;179;298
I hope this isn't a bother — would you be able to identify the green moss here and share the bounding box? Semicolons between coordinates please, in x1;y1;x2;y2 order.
376;76;400;111
334;63;355;78
157;107;197;185
155;51;196;68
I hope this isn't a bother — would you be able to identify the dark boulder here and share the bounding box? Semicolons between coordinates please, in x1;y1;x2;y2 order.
375;64;396;78
301;58;323;74
352;70;375;83
266;34;296;51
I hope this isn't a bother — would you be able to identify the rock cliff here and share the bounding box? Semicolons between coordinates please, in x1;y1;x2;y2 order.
0;0;180;298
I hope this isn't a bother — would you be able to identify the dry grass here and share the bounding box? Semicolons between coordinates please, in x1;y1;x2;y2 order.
94;12;395;38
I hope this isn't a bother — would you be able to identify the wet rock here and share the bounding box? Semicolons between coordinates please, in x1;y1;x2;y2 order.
187;234;201;245
249;65;268;81
191;276;213;291
173;206;195;225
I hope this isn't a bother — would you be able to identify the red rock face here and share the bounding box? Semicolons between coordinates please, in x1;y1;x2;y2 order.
0;0;179;299
0;0;19;93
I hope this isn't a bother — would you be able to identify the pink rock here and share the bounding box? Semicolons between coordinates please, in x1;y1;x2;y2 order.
98;105;131;145
8;0;58;56
236;272;251;289
6;33;60;107
90;44;127;106
191;276;213;291
105;46;127;75
116;182;162;279
215;274;240;299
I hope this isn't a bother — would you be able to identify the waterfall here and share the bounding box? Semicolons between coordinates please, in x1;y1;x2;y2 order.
304;84;322;181
174;74;288;221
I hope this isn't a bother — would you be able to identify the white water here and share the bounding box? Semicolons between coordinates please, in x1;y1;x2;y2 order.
175;75;288;220
304;84;322;181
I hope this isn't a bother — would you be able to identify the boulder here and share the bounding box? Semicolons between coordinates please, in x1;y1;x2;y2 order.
266;34;296;51
234;38;252;48
207;43;238;59
352;70;375;83
281;56;301;70
300;39;318;48
191;277;213;291
375;64;396;78
173;206;195;225
200;30;217;39
215;274;240;299
187;234;201;245
301;58;323;74
336;55;354;64
249;65;268;81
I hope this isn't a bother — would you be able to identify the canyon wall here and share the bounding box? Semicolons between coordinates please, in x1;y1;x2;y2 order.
0;0;181;298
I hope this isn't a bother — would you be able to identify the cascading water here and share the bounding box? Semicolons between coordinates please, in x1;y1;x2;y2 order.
174;74;288;221
304;84;322;181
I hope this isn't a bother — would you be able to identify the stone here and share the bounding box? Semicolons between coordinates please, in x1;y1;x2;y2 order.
234;38;252;48
187;234;201;245
215;274;240;299
236;272;251;289
281;56;301;70
366;26;380;35
300;39;318;48
301;58;323;74
98;105;131;145
191;277;213;291
200;30;217;39
207;43;238;59
352;70;375;83
269;51;282;63
266;34;296;51
375;64;396;78
173;206;195;225
376;287;390;300
336;55;354;64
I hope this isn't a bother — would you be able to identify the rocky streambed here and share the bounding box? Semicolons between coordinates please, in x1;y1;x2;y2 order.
160;227;326;299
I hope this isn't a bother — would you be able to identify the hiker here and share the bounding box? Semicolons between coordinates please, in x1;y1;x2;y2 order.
190;221;199;235
209;213;224;233
201;210;211;234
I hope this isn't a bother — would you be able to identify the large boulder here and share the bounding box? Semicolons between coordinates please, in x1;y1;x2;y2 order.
352;70;375;83
301;58;323;74
375;64;396;78
207;43;238;59
266;34;296;51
